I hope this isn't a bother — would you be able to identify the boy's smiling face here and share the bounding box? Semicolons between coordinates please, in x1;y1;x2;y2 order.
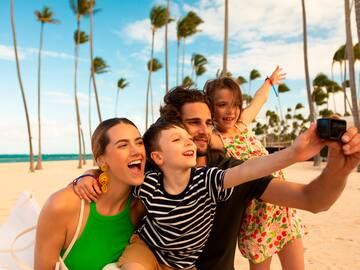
151;125;197;170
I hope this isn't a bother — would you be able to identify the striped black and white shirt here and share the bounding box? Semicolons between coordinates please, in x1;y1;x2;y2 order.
134;167;233;269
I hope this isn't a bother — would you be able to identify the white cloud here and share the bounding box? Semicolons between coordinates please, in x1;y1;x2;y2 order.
0;44;88;62
0;44;23;60
121;16;178;53
185;0;345;43
45;90;89;106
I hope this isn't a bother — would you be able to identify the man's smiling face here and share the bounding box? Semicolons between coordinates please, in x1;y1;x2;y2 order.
180;102;213;156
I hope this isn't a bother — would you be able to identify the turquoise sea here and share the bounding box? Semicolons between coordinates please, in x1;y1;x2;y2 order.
0;154;92;163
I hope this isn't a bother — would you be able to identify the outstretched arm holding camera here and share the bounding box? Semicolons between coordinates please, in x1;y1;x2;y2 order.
260;125;360;213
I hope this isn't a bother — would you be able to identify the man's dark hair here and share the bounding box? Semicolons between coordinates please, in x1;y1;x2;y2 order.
160;86;211;123
143;118;185;160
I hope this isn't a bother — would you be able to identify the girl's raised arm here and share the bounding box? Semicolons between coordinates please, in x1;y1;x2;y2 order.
240;66;286;124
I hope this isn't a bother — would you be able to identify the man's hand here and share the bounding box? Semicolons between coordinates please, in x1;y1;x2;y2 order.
73;171;101;203
325;127;360;175
289;123;326;162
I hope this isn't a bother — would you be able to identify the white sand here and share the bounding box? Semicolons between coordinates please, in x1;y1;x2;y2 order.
0;160;359;269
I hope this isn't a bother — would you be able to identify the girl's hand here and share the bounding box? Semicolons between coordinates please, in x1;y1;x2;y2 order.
73;175;101;203
269;66;286;85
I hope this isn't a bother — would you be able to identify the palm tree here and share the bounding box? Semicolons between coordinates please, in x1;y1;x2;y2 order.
277;83;290;122
236;75;247;86
242;94;253;107
10;0;35;172
182;76;194;88
165;0;171;93
34;6;59;170
145;5;169;129
87;0;102;123
191;53;207;85
344;0;360;172
216;69;232;78
71;0;93;168
301;0;320;166
115;78;129;116
312;83;329;115
248;69;260;94
146;58;163;127
333;45;351;115
73;30;88;169
176;11;203;83
313;73;341;112
74;30;89;167
88;56;109;142
355;0;360;44
222;0;229;76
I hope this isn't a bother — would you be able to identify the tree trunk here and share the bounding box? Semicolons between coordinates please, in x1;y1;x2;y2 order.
88;74;92;141
181;38;186;82
89;5;102;123
165;0;170;93
176;39;180;85
75;16;83;169
277;96;284;123
331;67;338;113
36;23;44;170
145;30;155;129
80;127;86;165
248;78;251;95
344;0;360;172
150;79;154;123
222;0;228;76
344;60;348;114
301;0;320;166
115;89;119;117
10;0;35;172
355;0;360;44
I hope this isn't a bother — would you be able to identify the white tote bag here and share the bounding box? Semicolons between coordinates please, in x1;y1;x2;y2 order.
0;191;83;270
0;190;40;270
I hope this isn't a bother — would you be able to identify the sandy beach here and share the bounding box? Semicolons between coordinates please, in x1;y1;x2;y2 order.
0;160;359;269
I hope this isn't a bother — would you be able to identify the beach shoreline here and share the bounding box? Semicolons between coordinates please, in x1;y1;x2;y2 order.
1;160;359;269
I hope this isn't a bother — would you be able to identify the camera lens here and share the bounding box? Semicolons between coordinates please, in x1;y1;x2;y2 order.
317;119;330;139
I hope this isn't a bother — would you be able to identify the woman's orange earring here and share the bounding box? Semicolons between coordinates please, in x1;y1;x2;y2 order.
99;164;109;193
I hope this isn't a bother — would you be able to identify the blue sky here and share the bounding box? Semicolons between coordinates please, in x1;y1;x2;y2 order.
0;0;357;153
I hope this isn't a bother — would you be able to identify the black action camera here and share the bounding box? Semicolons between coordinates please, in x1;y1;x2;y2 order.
316;118;347;140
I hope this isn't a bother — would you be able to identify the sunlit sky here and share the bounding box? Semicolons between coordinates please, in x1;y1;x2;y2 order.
0;0;358;153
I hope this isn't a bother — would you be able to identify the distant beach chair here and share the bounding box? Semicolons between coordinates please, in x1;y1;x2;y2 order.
0;190;40;270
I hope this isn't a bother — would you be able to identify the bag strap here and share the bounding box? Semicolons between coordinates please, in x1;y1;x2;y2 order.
9;226;37;270
61;199;85;260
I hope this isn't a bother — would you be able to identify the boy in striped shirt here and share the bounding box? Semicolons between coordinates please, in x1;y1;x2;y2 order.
118;118;327;270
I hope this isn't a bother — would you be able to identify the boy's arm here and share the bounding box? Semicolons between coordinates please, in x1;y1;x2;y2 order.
240;66;286;124
72;169;101;203
223;124;325;188
261;127;360;212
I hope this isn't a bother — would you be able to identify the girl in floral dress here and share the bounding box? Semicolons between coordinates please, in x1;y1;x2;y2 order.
204;67;306;270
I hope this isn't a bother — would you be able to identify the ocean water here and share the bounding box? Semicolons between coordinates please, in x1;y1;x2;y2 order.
0;154;93;163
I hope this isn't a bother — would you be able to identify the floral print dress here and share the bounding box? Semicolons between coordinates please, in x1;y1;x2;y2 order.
218;122;306;263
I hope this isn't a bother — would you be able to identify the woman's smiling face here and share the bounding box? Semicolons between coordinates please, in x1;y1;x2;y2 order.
100;123;146;186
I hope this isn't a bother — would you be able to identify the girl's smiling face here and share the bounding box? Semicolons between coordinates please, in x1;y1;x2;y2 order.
213;88;241;133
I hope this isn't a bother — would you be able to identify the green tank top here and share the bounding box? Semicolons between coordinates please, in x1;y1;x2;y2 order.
61;196;134;270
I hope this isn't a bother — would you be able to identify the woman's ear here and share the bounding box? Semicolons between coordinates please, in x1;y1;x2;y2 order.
150;151;164;166
97;156;105;168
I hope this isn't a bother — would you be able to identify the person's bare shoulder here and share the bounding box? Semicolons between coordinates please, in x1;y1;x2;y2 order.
41;186;82;219
210;131;225;150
